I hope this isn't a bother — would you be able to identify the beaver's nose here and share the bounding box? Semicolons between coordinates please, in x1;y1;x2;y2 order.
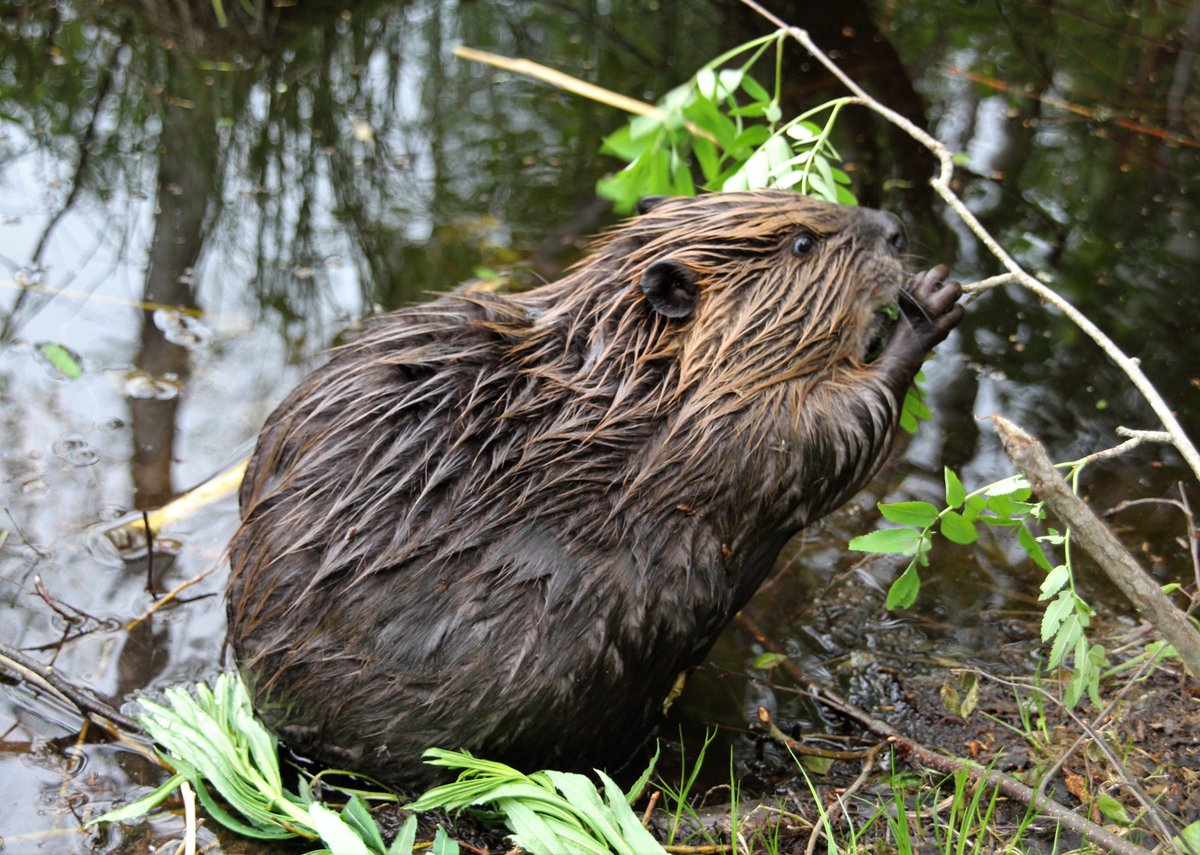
856;209;907;255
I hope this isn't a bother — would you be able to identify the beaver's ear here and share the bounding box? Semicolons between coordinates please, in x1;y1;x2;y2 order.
636;195;671;215
640;258;697;319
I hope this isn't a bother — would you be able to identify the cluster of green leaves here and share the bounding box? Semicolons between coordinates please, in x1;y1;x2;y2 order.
409;748;664;855
88;673;444;855
597;30;855;213
849;466;1109;708
91;673;668;855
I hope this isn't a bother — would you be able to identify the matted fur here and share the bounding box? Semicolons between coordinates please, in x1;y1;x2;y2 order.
227;190;961;785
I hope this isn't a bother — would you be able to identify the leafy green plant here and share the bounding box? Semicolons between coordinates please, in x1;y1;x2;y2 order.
90;672;423;855
597;30;855;213
90;673;666;855
847;457;1172;709
408;748;664;855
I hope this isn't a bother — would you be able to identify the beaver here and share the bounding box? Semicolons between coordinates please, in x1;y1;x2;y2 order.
226;190;963;786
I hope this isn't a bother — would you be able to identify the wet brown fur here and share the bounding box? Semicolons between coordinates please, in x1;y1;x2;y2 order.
227;191;961;785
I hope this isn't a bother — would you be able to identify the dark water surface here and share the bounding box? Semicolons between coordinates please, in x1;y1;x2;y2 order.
0;1;1196;851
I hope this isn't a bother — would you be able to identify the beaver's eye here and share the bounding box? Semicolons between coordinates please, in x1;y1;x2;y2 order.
791;232;817;256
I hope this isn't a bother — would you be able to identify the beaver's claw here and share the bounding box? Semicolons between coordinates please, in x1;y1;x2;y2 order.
893;265;964;361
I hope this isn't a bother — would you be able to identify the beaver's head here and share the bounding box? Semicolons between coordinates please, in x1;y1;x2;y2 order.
605;192;909;391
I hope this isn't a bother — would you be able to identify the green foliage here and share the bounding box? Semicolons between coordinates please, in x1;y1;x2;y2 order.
87;673;394;850
597;30;856;212
654;729;718;847
89;673;669;855
408;748;664;855
850;461;1148;710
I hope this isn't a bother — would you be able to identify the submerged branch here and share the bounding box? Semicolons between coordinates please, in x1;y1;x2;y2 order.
0;640;141;733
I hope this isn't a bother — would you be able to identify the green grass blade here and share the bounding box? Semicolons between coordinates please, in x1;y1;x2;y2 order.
596;769;666;854
86;772;188;825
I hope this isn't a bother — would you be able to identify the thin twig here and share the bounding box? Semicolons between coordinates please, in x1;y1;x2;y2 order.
454;45;717;143
1105;484;1200;610
994;415;1200;677
802;741;884;855
125;561;223;632
182;781;197;855
756;706;873;760
0;641;140;732
641;790;661;828
972;669;1183;851
735;612;1154;855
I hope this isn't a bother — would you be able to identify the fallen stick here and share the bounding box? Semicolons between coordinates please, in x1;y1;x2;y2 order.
735;613;1155;855
993;415;1200;678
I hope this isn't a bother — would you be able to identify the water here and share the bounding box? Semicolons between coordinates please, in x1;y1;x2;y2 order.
0;1;1196;851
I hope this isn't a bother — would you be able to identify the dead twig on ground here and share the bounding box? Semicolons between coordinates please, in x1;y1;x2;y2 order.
736;611;1155;855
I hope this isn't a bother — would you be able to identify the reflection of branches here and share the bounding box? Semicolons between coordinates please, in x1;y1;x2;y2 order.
0;26;127;342
740;0;1200;488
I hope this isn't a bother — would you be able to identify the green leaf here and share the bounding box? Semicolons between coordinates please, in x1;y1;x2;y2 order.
308;803;371;855
431;826;460;855
939;510;978;545
785;121;820;142
596;769;667;854
878;501;939;527
1019;524;1054;572
629;113;663;141
87;772;188;825
624;743;659;804
501;797;593;855
387;815;418;855
886;562;921;610
1047;613;1080;669
691;136;718;182
834;183;857;206
341;796;385;852
752;652;788;670
726;125;771;157
739;147;771;189
1038;565;1070;601
1173;819;1200;855
600;125;650;161
983;474;1031;498
944;467;966;509
39;342;83;379
900;383;930;433
849;527;924;555
682;97;737;150
740;74;770;102
1041;591;1073;642
716;68;744;97
670;158;695;197
962;495;986;523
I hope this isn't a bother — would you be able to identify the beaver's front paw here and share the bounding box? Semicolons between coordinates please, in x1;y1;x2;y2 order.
883;265;964;372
